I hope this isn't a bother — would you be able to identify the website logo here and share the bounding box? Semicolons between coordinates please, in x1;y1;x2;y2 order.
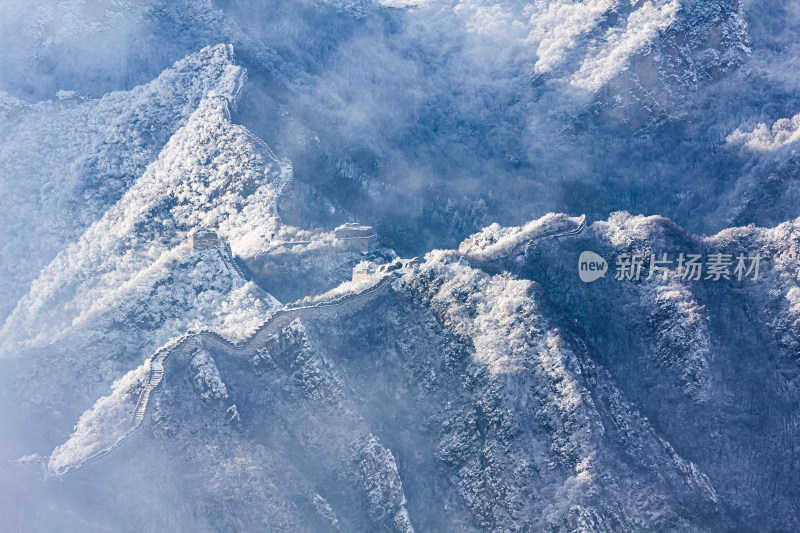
579;251;608;282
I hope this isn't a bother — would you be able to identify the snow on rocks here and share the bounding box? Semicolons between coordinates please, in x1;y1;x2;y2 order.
0;44;245;322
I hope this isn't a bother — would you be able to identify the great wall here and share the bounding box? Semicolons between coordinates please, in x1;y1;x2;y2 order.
50;214;586;475
51;269;401;475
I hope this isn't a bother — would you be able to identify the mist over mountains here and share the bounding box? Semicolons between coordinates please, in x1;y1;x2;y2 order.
1;0;799;531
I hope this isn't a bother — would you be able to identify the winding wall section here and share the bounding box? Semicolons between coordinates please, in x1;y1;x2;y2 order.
54;272;400;474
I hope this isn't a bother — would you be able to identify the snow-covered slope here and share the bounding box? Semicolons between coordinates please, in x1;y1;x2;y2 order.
0;80;289;355
0;44;244;320
0;51;294;469
2;0;800;531
40;212;800;531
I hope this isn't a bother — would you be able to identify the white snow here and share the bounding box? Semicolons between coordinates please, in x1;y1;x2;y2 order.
0;44;245;321
1;79;286;354
48;362;148;474
727;112;800;152
571;0;681;92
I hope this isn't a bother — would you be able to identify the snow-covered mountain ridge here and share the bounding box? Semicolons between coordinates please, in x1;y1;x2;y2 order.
34;210;800;531
1;0;800;530
0;44;245;321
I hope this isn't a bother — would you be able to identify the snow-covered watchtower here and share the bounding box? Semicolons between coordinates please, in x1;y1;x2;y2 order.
188;227;221;251
335;223;376;252
335;223;375;239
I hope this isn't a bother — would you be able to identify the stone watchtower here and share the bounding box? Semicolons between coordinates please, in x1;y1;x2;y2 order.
334;223;376;252
188;227;222;251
